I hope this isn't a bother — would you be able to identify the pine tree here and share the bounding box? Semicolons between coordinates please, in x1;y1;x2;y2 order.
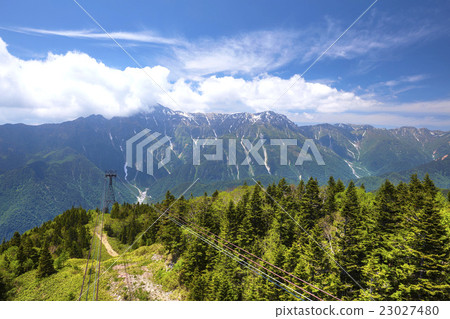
0;273;8;300
375;179;400;236
263;218;289;300
361;179;400;300
297;180;305;199
37;242;56;278
409;174;425;210
324;176;337;215
248;185;267;238
300;177;323;229
0;238;6;254
277;178;290;195
423;174;438;198
299;223;340;300
222;200;241;242
10;232;21;247
16;244;26;275
335;179;345;193
188;270;209;300
337;181;368;299
110;202;120;218
397;181;450;300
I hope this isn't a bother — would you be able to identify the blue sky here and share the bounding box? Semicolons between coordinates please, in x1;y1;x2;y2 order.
0;0;449;129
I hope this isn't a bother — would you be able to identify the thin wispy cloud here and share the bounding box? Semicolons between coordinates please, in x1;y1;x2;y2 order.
1;26;185;46
302;15;440;62
3;12;440;79
0;5;448;129
366;74;429;98
1;35;448;129
290;110;450;129
172;30;301;77
382;75;428;87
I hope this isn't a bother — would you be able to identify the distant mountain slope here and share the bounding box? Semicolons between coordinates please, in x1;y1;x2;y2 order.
0;148;134;240
356;155;450;191
299;123;449;177
0;104;448;239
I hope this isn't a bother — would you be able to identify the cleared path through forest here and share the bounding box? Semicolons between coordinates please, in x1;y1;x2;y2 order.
96;231;119;257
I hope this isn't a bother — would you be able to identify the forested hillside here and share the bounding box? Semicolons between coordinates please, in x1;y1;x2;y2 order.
1;106;449;241
1;175;449;301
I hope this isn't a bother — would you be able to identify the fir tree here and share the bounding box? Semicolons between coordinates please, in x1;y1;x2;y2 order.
0;273;8;300
297;180;305;199
16;244;26;275
249;185;266;238
10;232;21;247
300;177;323;229
37;242;56;278
335;179;346;193
397;184;450;300
324;176;337;215
337;181;368;299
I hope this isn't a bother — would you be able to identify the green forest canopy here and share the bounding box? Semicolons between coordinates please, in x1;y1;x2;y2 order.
0;174;449;301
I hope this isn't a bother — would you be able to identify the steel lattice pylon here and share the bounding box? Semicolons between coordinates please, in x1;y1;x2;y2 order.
79;170;117;301
103;170;117;213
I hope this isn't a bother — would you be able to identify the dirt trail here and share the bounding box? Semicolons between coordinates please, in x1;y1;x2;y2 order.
94;229;179;300
96;231;119;257
111;265;178;301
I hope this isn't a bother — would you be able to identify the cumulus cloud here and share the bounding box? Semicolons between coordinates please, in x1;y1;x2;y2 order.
0;37;379;124
0;38;170;123
0;37;448;129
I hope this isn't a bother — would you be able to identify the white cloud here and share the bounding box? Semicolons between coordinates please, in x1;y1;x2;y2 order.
0;38;169;123
290;111;450;129
1;27;185;46
4;27;299;77
0;37;448;129
0;37;378;124
172;30;300;77
3;15;441;80
382;75;428;87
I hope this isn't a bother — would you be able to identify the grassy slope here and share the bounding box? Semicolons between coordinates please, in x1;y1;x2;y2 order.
9;231;187;301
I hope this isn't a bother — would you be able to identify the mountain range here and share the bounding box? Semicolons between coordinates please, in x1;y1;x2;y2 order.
0;104;448;240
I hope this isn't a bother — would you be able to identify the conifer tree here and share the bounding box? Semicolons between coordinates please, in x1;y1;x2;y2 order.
10;232;21;247
300;178;323;229
222;200;241;242
249;185;266;238
337;181;367;299
0;238;5;254
37;242;56;278
361;179;401;300
110;202;120;218
0;273;8;300
16;244;26;275
375;179;400;236
396;180;450;300
335;179;346;193
187;270;208;300
297;180;305;199
302;223;339;299
324;176;337;215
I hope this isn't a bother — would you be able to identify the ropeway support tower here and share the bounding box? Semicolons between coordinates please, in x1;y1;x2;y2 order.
79;170;117;301
103;170;117;213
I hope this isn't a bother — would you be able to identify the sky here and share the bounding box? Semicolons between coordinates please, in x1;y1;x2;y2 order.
0;0;449;129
